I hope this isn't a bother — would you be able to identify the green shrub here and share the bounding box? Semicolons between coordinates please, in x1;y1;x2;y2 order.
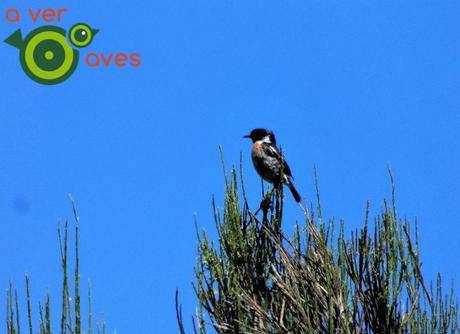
5;198;106;334
177;161;459;334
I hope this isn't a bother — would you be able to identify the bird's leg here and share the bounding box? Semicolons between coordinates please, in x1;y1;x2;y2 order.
260;178;265;199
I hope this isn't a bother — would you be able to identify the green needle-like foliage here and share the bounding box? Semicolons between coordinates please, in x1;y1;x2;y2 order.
178;162;459;334
4;198;106;334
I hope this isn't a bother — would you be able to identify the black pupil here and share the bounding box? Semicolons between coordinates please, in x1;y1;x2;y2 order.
75;29;88;42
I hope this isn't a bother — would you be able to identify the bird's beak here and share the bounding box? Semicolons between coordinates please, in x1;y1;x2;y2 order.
243;134;250;139
92;28;99;36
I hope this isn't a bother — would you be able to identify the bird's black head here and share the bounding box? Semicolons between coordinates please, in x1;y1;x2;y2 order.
243;128;276;144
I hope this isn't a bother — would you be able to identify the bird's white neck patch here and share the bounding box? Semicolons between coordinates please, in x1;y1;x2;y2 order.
261;135;272;144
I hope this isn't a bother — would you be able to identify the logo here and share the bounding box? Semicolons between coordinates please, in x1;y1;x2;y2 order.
4;23;98;85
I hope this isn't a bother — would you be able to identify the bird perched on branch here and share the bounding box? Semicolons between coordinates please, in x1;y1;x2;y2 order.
244;128;301;203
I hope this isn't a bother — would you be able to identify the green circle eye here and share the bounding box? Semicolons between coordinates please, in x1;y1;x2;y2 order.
69;23;97;48
74;29;88;42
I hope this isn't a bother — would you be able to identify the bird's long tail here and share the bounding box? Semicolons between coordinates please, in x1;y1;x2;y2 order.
286;177;301;203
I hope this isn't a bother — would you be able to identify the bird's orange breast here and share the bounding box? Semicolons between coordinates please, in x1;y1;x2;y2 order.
251;141;263;159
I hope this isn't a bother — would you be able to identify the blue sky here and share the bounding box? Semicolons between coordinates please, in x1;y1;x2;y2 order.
1;1;459;332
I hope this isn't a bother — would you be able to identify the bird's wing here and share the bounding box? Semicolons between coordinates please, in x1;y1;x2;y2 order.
261;143;294;179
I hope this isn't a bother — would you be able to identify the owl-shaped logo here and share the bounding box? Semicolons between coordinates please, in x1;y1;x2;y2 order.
4;23;98;85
